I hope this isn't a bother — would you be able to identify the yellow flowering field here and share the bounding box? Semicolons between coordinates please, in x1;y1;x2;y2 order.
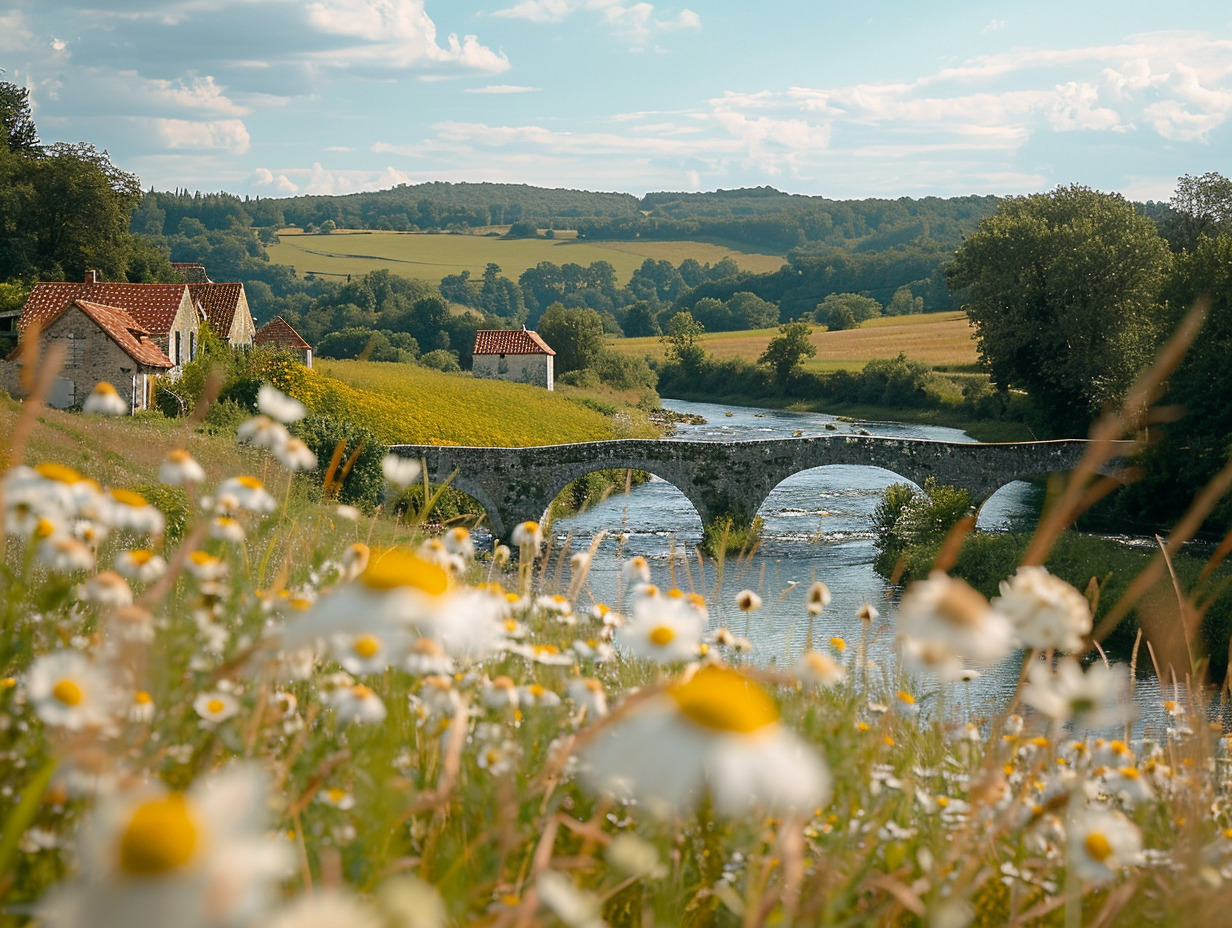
4;357;1232;928
311;360;657;446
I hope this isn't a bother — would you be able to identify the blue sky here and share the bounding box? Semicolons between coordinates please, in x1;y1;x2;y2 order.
3;1;1231;201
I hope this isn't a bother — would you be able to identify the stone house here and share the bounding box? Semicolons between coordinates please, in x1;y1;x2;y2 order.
254;316;314;368
189;282;256;348
1;297;173;411
472;327;555;390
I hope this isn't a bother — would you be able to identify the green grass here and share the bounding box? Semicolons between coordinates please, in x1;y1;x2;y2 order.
266;229;786;285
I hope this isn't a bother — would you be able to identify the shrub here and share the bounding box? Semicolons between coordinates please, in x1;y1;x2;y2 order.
872;478;973;580
291;414;388;509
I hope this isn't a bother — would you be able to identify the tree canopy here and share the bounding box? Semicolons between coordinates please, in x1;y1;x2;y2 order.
947;185;1171;436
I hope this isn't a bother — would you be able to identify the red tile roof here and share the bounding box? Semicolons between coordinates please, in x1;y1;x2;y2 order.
71;300;174;368
254;315;311;350
19;281;194;338
472;328;555;356
188;282;245;338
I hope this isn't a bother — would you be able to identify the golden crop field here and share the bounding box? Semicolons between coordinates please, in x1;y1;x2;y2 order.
313;359;658;446
609;311;981;371
266;229;785;285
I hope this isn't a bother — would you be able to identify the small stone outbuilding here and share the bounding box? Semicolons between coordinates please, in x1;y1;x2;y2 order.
254;316;314;368
472;327;555;390
1;297;173;411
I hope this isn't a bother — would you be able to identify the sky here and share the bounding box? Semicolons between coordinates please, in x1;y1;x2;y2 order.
3;1;1231;203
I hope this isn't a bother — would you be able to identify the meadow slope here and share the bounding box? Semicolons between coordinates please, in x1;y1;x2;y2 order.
266;229;785;285
610;311;982;372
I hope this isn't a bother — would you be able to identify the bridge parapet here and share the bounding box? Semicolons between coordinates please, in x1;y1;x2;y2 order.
390;436;1139;541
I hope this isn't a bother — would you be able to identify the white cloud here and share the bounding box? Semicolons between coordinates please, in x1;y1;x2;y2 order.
148;75;249;116
465;84;536;94
0;11;34;53
253;167;300;193
493;0;700;47
982;19;1005;35
153;118;251;153
306;0;510;72
255;162;416;195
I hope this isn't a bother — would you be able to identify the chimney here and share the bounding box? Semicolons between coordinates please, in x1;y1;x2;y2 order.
84;270;98;284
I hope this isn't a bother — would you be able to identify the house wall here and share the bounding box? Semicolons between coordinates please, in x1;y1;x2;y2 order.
0;305;161;411
226;291;256;347
157;293;202;368
473;353;553;390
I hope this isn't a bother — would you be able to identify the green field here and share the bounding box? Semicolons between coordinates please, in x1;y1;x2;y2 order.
266;229;786;285
610;311;981;372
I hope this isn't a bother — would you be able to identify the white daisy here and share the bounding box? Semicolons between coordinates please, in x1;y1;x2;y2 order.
237;414;290;451
194;691;240;725
807;581;832;615
26;651;115;731
619;587;706;663
159;449;206;487
1067;805;1144;884
326;684;387;725
257;383;307;423
82;381;128;416
995;566;1092;653
77;570;134;608
381;453;422;488
583;664;830;818
215;476;276;514
273;438;317;473
114;549;167;583
895;571;1013;670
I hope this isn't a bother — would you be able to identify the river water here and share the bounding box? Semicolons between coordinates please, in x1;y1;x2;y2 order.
549;399;1180;731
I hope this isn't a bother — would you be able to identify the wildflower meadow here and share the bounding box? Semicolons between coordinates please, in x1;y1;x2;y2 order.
4;322;1232;928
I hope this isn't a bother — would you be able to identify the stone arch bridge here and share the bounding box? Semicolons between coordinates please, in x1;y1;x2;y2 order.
390;436;1135;541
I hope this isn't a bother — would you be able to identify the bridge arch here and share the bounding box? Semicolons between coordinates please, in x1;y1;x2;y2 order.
537;459;713;530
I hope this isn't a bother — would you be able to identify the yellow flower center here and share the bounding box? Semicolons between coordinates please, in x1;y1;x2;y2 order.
135;691;153;705
327;788;348;803
528;684;546;698
207;699;225;714
1118;766;1140;780
360;548;451;596
897;690;916;705
168;449;191;462
352;634;381;659
94;382;119;396
668;665;780;734
351;685;374;699
119;794;200;876
648;625;676;646
110;488;148;507
35;462;84;484
35;518;57;539
236;475;264;490
830;637;847;651
1084;831;1113;863
128;549;154;565
52;678;84;707
190;551;216;566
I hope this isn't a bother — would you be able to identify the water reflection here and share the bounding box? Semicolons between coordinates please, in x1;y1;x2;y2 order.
549;399;1178;738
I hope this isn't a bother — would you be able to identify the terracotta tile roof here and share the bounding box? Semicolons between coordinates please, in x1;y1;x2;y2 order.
71;300;174;368
19;281;194;337
188;282;244;338
254;315;311;350
472;328;555;356
172;263;211;283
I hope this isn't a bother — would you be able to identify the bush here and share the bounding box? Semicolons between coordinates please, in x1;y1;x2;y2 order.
419;349;461;372
291;414;388;509
872;478;973;580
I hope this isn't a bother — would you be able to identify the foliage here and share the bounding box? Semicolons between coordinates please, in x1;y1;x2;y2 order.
758;321;816;383
292;414;388;508
817;292;882;329
536;302;606;374
947;184;1171;436
660;311;706;370
871;478;973;580
1165;171;1232;250
317;327;418;363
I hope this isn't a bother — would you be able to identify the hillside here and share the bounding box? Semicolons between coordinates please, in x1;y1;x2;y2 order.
609;311;981;373
265;230;785;286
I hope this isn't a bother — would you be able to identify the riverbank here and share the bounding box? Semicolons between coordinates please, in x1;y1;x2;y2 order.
655;388;1036;443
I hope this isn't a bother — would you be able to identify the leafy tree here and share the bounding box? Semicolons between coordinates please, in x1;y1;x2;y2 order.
727;291;780;329
886;285;924;315
758;321;816;382
947;185;1170;436
660;311;705;370
1166;172;1232;250
818;292;881;328
0;81;39;154
620;300;660;337
536;302;605;374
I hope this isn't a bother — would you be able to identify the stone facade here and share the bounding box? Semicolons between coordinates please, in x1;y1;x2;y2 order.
391;436;1138;539
471;329;555;390
0;301;173;411
189;282;256;348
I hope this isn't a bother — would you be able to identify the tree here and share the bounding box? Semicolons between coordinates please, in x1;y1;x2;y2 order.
727;291;780;329
758;321;816;383
818;292;881;328
620;300;660;337
535;302;605;374
0;81;39;154
947;185;1170;436
660;311;705;370
1166;172;1232;250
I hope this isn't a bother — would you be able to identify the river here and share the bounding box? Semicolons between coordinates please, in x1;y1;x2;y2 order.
550;398;1179;732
